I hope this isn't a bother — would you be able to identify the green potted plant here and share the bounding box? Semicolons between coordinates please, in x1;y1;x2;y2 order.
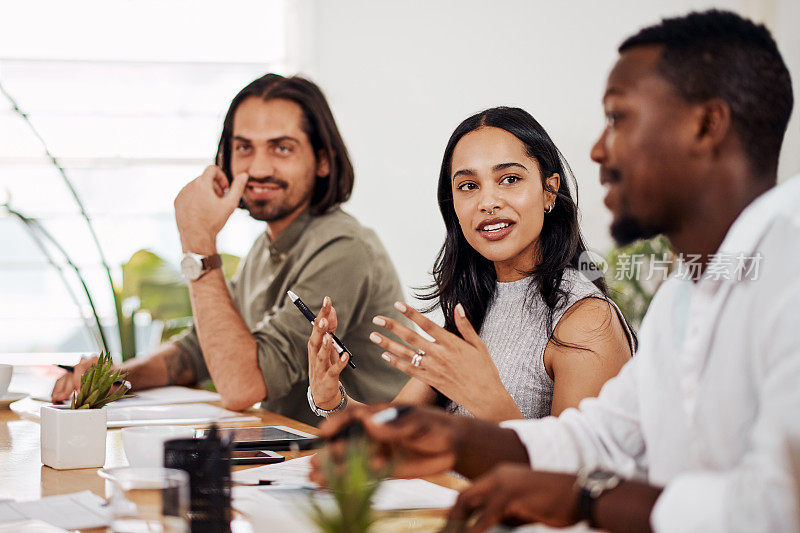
308;436;385;533
41;353;133;469
606;236;675;329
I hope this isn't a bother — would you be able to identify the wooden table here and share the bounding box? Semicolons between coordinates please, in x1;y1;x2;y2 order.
0;372;467;531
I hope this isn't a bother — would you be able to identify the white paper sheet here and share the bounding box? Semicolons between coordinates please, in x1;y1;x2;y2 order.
373;479;458;511
105;403;258;427
105;386;221;408
14;397;258;427
0;491;108;530
234;490;316;532
0;520;69;532
233;454;316;485
32;386;220;406
512;524;595;532
233;455;458;511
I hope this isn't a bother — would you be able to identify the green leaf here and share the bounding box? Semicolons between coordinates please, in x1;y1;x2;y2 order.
96;373;116;395
75;367;94;407
89;361;103;391
94;392;134;409
83;390;100;407
69;352;130;409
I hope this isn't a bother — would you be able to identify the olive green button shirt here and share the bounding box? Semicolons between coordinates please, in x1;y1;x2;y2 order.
173;208;410;425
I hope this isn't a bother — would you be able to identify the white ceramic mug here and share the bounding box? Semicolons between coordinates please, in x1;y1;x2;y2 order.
0;364;12;397
121;426;197;467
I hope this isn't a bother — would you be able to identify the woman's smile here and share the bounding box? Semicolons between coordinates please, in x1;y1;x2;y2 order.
476;217;517;241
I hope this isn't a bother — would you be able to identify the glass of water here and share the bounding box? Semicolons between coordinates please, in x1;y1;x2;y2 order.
109;467;189;533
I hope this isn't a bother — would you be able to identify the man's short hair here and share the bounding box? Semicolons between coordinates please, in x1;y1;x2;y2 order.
620;9;793;178
216;74;355;214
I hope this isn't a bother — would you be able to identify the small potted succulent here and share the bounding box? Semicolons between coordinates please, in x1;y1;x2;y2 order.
307;436;386;533
41;353;133;469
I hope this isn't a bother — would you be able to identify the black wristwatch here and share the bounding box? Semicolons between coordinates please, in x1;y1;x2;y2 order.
576;469;621;527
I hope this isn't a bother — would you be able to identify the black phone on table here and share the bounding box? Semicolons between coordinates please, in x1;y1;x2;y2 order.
231;449;285;465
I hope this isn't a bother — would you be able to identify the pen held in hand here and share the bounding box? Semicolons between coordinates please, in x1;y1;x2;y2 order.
287;290;356;369
56;364;132;389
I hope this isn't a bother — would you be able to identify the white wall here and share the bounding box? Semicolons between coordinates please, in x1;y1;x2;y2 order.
289;0;800;305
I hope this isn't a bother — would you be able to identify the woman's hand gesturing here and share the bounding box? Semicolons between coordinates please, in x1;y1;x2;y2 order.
306;296;350;410
371;301;521;421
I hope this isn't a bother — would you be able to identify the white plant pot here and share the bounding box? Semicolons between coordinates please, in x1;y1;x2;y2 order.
41;405;107;470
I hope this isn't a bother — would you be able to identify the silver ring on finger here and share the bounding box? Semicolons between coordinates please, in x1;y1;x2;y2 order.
411;351;424;368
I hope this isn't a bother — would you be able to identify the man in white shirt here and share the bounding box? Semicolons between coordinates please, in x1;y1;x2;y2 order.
314;10;799;532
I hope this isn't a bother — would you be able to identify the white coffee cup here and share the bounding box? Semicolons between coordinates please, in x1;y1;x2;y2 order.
0;364;12;397
121;425;197;467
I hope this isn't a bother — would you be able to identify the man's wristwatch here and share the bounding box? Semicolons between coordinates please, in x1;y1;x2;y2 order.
576;469;621;527
307;383;348;417
180;252;222;281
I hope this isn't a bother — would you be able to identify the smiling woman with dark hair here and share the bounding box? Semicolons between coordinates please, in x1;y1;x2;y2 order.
307;106;635;422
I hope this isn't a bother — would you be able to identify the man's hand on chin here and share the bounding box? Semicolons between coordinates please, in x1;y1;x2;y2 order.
174;165;248;253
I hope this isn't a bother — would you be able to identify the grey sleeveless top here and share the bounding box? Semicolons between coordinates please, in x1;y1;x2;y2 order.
448;268;633;419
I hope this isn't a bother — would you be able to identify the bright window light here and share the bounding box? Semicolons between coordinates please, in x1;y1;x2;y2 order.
0;0;289;354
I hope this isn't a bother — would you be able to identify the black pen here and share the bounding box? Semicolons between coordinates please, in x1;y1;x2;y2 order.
56;364;131;388
287;290;356;369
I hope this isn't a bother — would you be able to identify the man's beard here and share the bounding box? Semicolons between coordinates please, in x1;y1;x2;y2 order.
242;177;315;222
244;194;311;222
610;214;661;246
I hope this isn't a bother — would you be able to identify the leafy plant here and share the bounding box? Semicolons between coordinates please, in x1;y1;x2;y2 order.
308;436;386;533
70;352;134;409
605;236;676;329
115;249;241;360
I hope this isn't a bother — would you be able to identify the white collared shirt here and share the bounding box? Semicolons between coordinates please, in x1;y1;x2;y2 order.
503;176;800;532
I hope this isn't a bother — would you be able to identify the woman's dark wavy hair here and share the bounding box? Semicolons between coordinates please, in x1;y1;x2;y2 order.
216;73;354;214
419;106;614;347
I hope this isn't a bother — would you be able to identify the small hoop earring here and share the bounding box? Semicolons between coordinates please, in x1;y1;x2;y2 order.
545;203;555;214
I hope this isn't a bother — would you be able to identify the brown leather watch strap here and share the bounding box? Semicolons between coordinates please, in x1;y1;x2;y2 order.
201;253;222;272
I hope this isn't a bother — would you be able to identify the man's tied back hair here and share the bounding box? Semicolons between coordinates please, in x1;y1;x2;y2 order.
216;73;355;214
620;9;793;179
